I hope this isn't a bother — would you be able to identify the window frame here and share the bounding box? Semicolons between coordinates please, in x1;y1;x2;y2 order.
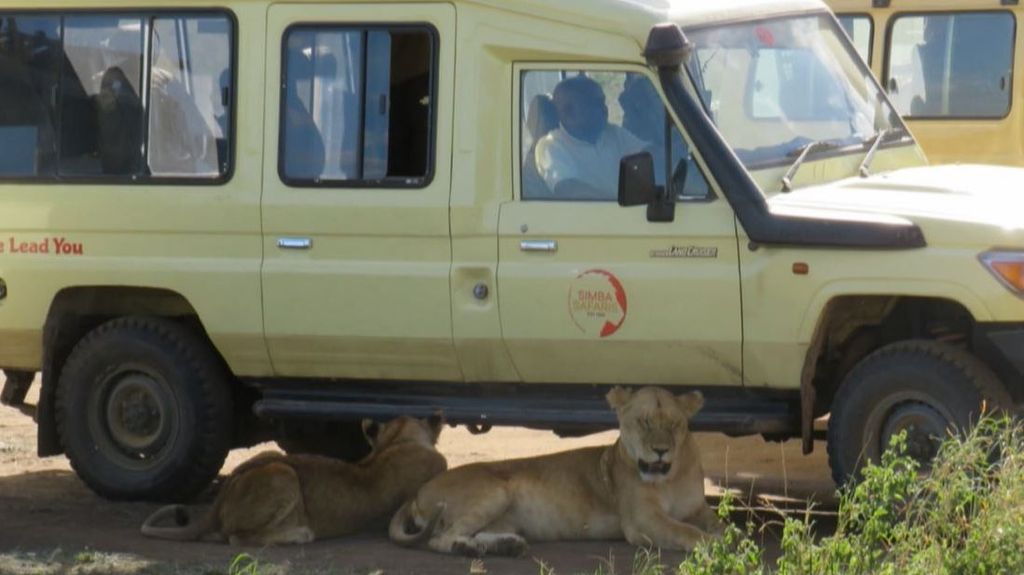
0;8;238;186
836;13;874;66
684;12;916;172
513;62;718;204
883;9;1017;121
276;21;440;190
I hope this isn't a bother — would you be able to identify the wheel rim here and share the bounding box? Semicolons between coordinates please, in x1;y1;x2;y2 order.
860;389;960;471
880;402;948;467
88;365;178;470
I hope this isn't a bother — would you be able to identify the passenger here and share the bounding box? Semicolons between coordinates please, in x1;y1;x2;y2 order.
620;74;664;145
97;65;143;175
535;75;646;200
149;66;219;177
282;51;325;181
619;73;693;192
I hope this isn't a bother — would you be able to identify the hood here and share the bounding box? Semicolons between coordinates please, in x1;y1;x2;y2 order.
769;165;1024;234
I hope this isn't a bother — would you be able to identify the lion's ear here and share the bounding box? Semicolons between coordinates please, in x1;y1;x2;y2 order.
362;419;381;444
675;391;705;419
606;386;634;410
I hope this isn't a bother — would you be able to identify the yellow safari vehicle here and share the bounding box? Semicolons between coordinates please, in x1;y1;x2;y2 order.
829;0;1024;166
1;0;1023;501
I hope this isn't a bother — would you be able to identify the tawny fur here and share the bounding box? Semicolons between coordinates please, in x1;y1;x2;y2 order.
142;416;447;546
389;387;723;557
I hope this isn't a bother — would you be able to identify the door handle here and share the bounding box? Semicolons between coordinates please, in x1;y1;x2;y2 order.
277;237;312;250
520;240;557;253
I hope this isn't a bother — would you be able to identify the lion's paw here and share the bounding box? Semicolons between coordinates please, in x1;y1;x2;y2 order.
451;538;486;558
485;534;528;557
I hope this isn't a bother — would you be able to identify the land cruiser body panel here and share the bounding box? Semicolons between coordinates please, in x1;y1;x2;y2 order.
497;200;743;385
0;2;269;376
740;165;1024;389
260;3;461;381
498;61;743;386
446;4;660;384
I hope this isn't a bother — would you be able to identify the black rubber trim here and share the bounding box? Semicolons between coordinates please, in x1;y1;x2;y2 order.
246;380;801;437
656;49;927;249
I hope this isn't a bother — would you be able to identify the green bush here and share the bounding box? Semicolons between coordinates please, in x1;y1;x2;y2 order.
677;492;762;575
228;554;260;575
599;415;1024;575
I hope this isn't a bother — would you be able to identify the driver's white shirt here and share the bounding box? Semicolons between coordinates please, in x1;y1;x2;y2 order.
536;125;645;199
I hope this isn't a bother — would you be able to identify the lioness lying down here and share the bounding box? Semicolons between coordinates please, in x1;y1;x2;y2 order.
389;387;722;557
142;416;446;546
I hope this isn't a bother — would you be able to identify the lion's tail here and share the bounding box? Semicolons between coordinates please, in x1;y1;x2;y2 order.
141;504;218;542
388;499;445;547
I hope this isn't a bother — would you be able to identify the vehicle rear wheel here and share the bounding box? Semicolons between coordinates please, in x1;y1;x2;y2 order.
276;420;371;461
56;317;232;501
827;340;1012;486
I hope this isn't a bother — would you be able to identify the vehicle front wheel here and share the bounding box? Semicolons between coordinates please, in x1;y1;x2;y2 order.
56;317;232;501
827;340;1012;486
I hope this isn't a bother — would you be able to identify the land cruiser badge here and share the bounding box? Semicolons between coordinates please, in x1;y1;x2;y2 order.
569;269;628;338
650;245;718;259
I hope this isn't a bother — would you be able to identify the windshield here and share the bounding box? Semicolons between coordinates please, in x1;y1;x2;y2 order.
685;14;909;171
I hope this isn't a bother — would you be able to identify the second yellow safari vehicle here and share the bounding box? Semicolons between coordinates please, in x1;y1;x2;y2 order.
0;0;1022;500
829;0;1024;166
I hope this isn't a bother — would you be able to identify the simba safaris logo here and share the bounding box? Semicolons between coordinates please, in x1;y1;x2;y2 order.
568;269;628;338
649;245;718;259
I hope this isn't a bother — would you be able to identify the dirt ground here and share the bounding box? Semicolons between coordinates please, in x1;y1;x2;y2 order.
0;377;837;575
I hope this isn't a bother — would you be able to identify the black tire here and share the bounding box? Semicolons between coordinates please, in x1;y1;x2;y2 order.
827;340;1012;486
276;420;371;461
55;317;232;501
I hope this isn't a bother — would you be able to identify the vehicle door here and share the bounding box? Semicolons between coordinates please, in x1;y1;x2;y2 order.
498;65;743;386
882;10;1020;166
261;4;460;380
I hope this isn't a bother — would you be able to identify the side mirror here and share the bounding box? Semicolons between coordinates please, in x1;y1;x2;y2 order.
618;152;676;222
618;152;658;207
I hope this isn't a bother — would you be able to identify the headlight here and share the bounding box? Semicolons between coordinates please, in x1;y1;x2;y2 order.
980;251;1024;296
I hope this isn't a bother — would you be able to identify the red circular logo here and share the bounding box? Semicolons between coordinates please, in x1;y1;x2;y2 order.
568;269;628;338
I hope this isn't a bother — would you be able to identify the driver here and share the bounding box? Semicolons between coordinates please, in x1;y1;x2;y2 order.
535;75;646;200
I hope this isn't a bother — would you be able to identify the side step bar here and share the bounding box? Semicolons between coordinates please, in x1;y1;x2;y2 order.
249;381;800;437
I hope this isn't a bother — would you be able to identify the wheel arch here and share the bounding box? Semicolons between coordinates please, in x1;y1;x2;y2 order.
797;282;991;343
37;286;230;457
797;291;995;455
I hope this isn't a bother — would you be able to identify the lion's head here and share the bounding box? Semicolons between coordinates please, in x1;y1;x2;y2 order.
607;387;704;483
362;414;445;452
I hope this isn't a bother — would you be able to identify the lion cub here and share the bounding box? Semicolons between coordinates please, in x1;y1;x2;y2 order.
390;387;722;557
142;415;446;546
